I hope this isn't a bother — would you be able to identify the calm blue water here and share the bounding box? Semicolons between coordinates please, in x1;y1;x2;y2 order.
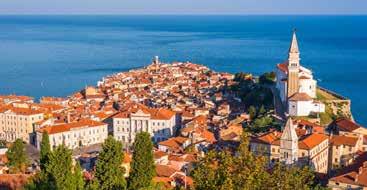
0;15;367;125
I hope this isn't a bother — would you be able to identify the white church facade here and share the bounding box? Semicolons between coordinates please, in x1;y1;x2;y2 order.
275;31;325;117
250;118;329;173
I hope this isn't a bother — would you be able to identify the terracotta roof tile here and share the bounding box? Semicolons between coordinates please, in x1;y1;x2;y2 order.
330;135;359;147
298;133;328;150
38;119;106;134
335;118;362;132
289;93;312;101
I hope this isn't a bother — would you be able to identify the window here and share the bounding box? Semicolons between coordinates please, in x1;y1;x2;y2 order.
284;152;288;159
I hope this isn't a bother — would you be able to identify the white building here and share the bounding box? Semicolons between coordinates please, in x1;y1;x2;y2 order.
111;104;178;144
36;119;108;150
251;118;329;173
276;31;325;116
280;118;299;165
0;107;44;143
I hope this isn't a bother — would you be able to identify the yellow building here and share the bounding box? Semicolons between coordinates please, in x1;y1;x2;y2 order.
250;118;329;173
329;135;361;170
36;119;108;150
0;106;44;143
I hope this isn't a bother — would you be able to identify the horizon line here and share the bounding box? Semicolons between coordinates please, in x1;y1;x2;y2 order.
0;13;366;16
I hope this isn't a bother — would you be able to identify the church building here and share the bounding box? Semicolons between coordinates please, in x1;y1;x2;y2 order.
250;117;329;173
275;31;325;116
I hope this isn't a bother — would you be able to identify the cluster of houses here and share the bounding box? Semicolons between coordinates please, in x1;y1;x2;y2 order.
0;57;244;189
0;32;366;189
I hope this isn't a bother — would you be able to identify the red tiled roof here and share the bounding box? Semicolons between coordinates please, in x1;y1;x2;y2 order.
112;103;175;120
0;174;31;190
289;92;312;101
329;152;367;187
277;62;288;73
298;133;328;150
159;137;189;151
154;150;167;159
251;131;281;145
156;164;178;178
0;107;43;116
38;119;106;134
335;118;362;132
201;130;216;143
330;135;359;147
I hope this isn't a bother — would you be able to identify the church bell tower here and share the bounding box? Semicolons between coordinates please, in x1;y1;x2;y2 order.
280;118;299;165
287;30;300;98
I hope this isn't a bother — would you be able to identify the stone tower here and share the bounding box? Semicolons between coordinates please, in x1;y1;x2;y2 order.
280;117;299;165
153;56;160;65
287;30;300;98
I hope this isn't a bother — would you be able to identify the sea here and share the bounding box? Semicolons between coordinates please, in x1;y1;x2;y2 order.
0;15;366;125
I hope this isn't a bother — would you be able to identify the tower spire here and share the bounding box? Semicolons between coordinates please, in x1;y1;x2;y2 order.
280;117;299;165
289;29;299;53
287;29;300;98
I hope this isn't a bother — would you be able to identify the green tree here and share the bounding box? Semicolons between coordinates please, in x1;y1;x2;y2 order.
85;180;100;190
232;132;269;190
73;162;85;190
192;150;236;190
46;144;77;190
6;138;29;173
248;106;257;120
259;71;276;85
269;162;315;190
191;131;326;190
258;105;266;116
40;132;51;170
95;136;126;190
128;132;155;190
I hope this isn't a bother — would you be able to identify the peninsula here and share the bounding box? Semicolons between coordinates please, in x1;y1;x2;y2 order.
0;32;366;190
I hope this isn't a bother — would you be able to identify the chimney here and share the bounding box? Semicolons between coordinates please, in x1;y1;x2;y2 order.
67;112;71;123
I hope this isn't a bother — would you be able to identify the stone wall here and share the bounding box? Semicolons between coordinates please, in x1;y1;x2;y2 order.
318;87;353;121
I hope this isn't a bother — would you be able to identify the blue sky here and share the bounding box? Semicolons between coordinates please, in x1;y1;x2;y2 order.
0;0;366;15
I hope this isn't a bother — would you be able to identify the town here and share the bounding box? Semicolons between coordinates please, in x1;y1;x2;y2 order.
0;31;366;190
